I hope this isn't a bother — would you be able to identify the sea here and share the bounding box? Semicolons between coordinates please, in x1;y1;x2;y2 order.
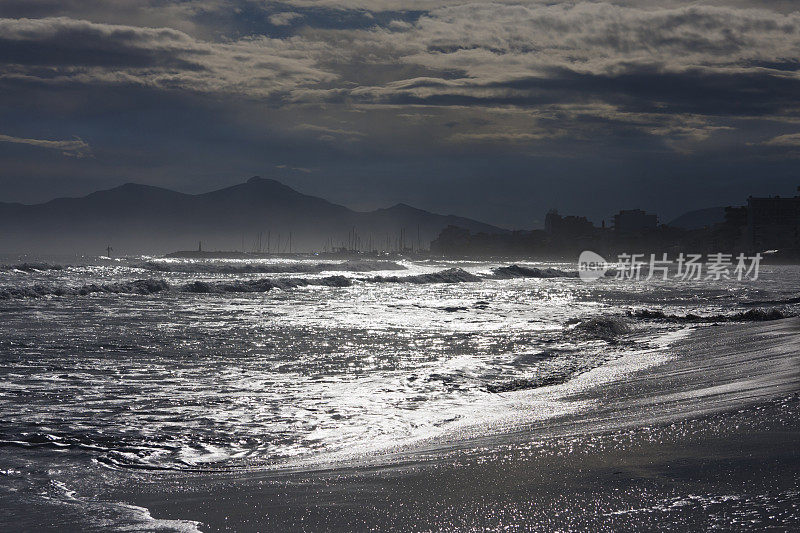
1;255;798;530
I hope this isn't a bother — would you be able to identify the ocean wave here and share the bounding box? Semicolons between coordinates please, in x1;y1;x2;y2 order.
182;275;352;293
572;316;632;339
0;262;65;272
366;267;482;284
0;431;231;473
484;350;614;393
0;279;169;299
482;313;652;395
489;264;578;279
139;259;405;274
0;265;591;300
629;308;789;322
742;296;800;306
484;374;571;393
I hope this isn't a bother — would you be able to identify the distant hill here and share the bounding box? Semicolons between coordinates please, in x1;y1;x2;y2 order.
0;176;506;254
667;207;726;230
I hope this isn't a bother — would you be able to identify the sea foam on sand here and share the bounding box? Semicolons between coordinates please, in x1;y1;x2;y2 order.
109;318;800;531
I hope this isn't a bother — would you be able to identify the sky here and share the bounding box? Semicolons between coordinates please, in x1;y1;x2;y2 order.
1;0;799;228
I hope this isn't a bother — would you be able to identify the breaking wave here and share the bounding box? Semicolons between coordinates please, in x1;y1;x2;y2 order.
572;316;632;339
484;347;621;394
0;271;391;299
0;279;169;299
365;267;482;284
742;296;800;306
484;373;573;393
182;275;352;293
489;265;578;279
0;264;599;299
482;308;790;396
0;262;65;272
629;308;789;322
484;315;636;394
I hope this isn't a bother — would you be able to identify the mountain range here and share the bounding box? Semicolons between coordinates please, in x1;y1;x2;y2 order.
0;176;506;255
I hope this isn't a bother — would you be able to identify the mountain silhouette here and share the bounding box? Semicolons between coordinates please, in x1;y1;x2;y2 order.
0;176;506;254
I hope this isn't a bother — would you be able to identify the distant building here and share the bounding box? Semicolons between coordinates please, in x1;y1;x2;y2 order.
746;188;800;251
544;209;595;237
613;209;658;234
429;225;471;255
724;206;748;227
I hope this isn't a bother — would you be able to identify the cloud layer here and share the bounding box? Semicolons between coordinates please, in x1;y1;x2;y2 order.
1;1;800;224
0;16;334;98
0;133;91;157
1;3;799;148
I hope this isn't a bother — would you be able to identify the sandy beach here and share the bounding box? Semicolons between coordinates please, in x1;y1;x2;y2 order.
109;318;800;531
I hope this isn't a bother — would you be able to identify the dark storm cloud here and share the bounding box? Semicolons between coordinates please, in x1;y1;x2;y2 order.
0;16;335;97
0;20;208;70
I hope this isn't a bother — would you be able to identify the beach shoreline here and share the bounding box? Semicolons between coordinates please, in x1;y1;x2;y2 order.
109;318;800;531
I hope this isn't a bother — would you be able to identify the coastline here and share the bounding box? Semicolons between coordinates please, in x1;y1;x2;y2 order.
110;318;800;531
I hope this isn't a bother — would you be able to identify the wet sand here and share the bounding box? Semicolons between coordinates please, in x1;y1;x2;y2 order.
115;318;800;531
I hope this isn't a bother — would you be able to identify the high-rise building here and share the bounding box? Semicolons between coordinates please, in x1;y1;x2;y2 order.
746;187;800;251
